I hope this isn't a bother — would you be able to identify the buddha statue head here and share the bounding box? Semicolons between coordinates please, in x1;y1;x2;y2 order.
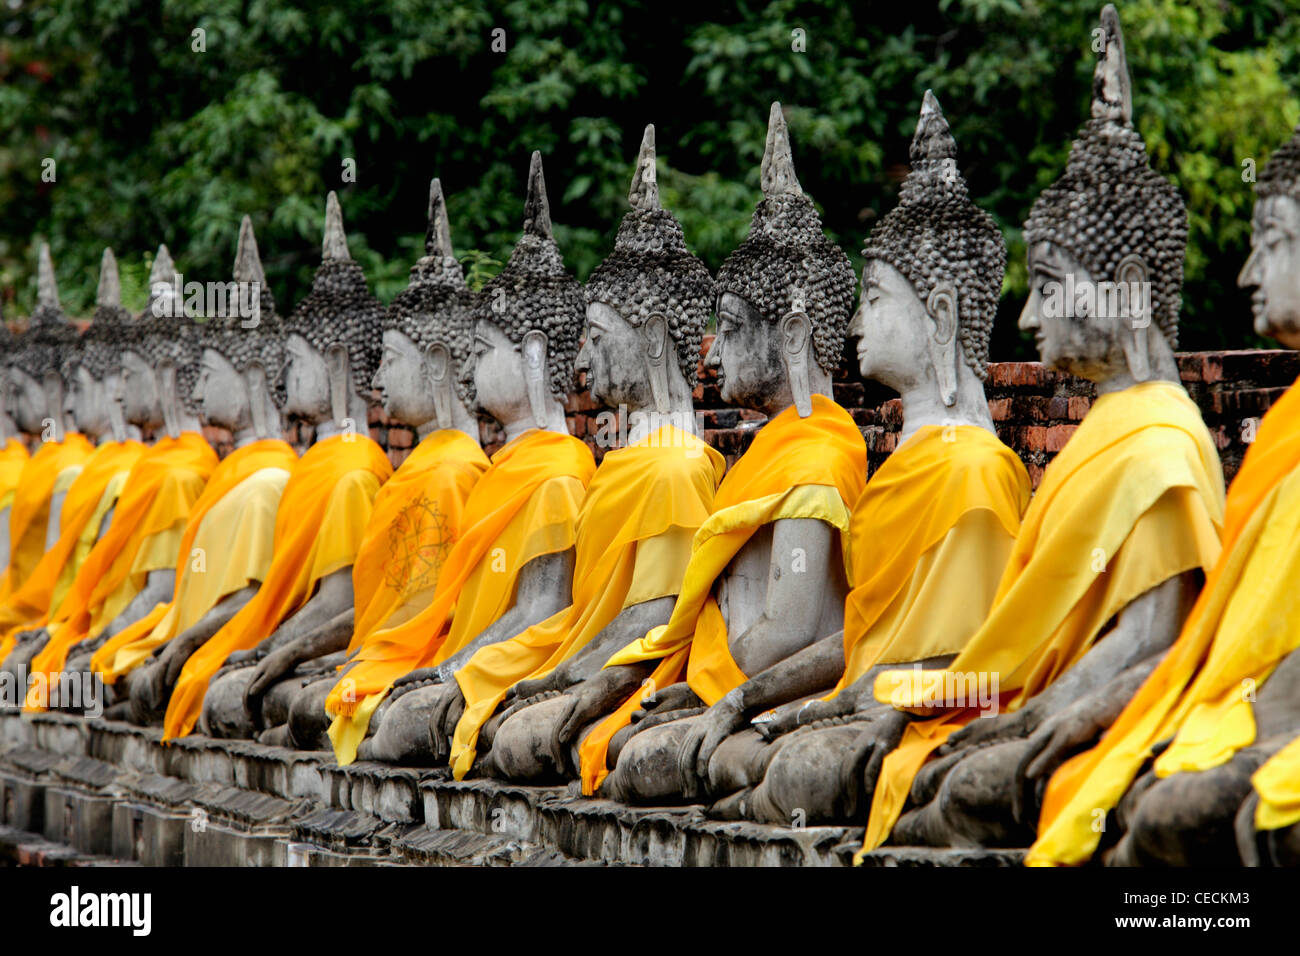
120;244;202;435
196;216;287;443
282;192;383;439
9;243;77;440
711;102;855;418
853;92;1005;415
375;178;478;439
62;248;134;444
580;125;713;436
1020;4;1186;389
0;314;18;441
471;152;584;436
1239;122;1300;349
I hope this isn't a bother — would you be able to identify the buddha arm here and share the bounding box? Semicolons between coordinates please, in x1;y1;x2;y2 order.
157;584;259;689
97;569;177;644
539;595;677;689
243;607;356;703
0;505;11;568
258;567;355;655
942;570;1198;753
728;516;838;676
433;549;576;678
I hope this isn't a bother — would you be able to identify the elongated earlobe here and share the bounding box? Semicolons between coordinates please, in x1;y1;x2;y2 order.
644;314;671;414
326;344;351;427
522;330;551;429
426;343;453;429
1115;254;1152;383
245;365;274;440
781;311;814;417
926;285;959;407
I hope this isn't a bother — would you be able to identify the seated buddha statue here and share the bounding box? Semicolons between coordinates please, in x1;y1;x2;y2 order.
0;249;146;672
560;102;868;803
1029;114;1300;868
671;92;1032;826
435;125;726;781
94;216;298;723
162;193;394;741
242;178;491;749
321;152;596;765
24;245;219;711
859;5;1227;858
0;318;30;571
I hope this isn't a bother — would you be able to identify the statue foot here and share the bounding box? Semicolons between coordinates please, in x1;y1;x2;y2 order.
743;723;882;826
706;787;756;821
259;724;292;747
201;667;259;739
286;676;336;751
357;684;445;765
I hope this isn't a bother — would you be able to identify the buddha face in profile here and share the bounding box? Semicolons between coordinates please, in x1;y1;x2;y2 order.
1240;195;1300;349
282;333;331;422
852;259;936;391
471;319;530;423
577;302;651;409
706;291;783;409
66;365;117;440
7;366;47;434
119;350;163;426
374;329;437;427
193;348;250;431
1019;240;1136;380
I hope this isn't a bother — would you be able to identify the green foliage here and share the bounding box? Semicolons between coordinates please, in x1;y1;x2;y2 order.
2;0;1298;359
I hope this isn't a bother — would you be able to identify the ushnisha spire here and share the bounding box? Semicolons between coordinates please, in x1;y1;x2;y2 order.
715;101;855;373
75;248;135;381
760;101;803;200
585;123;714;387
385;178;475;403
1091;4;1132;125
285;192;383;398
18;243;76;380
1023;3;1187;347
133;243;203;412
201;216;285;389
475;151;585;401
37;242;60;309
862;91;1006;379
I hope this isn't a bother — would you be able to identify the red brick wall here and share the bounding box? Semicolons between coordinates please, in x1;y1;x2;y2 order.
206;340;1298;488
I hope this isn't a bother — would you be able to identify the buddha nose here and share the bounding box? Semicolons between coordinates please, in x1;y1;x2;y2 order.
703;334;721;368
1018;294;1040;332
848;300;866;340
575;338;590;373
1238;246;1262;289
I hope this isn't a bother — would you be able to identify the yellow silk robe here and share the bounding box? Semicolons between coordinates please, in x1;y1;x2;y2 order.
163;434;392;740
1030;376;1300;864
0;433;93;608
831;425;1031;696
0;437;30;517
449;425;726;778
1254;734;1300;831
0;439;144;658
325;429;595;765
25;433;218;709
91;439;299;683
579;395;867;794
861;381;1226;858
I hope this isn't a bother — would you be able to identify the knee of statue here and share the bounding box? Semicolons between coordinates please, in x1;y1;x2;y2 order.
357;683;445;765
602;716;701;804
287;677;336;751
488;694;571;783
750;723;865;825
201;667;258;740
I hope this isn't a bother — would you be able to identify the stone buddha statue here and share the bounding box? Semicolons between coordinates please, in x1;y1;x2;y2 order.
165;192;392;742
242;178;491;749
21;245;220;711
0;250;149;683
0;317;28;572
436;125;726;782
0;245;93;675
565;103;867;803
98;216;298;724
1026;117;1300;868
661;92;1031;827
321;152;595;766
858;5;1226;856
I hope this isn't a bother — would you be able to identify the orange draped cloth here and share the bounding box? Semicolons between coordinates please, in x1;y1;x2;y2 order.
0;439;144;646
163;435;392;740
861;381;1225;856
579;395;867;794
91;438;299;683
1030;375;1300;866
350;429;489;649
0;433;93;606
25;433;217;709
325;429;596;722
0;437;29;514
830;425;1032;695
449;425;726;778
